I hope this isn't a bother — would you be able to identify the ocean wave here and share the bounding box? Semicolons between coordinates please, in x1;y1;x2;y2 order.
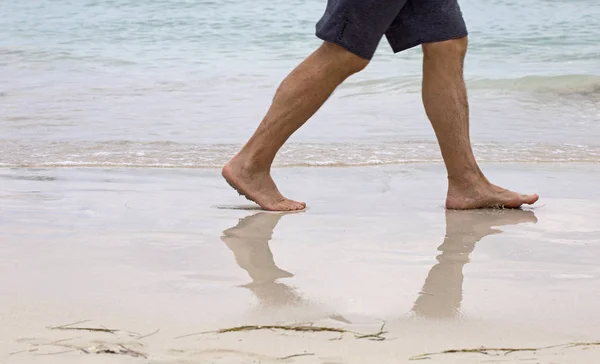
340;74;600;97
1;140;599;169
467;75;600;95
0;46;139;67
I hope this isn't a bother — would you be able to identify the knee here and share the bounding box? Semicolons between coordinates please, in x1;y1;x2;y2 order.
342;54;370;75
319;42;370;76
422;36;468;61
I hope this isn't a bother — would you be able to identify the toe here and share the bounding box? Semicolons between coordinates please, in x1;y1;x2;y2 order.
499;191;539;209
521;194;539;205
267;199;306;212
281;201;296;211
503;198;525;209
288;200;306;211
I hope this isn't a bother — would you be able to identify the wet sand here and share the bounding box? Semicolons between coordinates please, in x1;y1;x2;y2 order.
1;164;600;363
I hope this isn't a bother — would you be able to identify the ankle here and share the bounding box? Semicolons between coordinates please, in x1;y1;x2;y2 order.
447;169;487;187
229;151;271;173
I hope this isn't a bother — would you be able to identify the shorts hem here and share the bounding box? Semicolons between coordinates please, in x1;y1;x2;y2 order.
315;31;374;61
390;30;469;53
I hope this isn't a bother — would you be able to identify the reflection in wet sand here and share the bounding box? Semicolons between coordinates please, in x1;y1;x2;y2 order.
221;212;306;308
412;209;538;318
222;212;351;323
222;209;537;322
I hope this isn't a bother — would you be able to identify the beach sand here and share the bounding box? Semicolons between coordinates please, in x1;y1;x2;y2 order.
1;164;600;363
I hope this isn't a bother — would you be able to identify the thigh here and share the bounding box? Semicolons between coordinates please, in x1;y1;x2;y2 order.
316;0;409;60
385;0;468;53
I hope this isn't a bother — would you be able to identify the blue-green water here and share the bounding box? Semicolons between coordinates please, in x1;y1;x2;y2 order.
1;0;599;167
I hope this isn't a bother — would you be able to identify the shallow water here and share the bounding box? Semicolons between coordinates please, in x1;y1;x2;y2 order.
2;0;599;168
1;165;600;328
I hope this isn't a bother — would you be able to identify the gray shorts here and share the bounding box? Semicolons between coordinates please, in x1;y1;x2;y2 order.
316;0;468;60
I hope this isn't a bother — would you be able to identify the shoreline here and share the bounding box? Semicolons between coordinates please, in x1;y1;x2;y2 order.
2;164;600;363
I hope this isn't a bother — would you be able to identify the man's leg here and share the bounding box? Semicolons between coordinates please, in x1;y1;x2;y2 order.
421;37;539;209
223;42;369;211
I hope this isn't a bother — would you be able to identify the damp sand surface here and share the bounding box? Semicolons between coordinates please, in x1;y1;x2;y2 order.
2;164;600;363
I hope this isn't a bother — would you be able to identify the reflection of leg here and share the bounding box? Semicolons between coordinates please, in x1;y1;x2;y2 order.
421;38;539;209
413;260;466;318
222;213;352;322
413;210;537;318
244;282;303;308
221;212;304;308
412;223;472;318
222;43;369;211
222;213;293;284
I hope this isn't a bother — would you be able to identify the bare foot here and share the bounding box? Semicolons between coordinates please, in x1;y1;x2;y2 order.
222;157;306;212
446;178;539;210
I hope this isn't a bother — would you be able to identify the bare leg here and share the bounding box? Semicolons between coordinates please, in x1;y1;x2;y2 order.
223;42;369;211
421;37;539;209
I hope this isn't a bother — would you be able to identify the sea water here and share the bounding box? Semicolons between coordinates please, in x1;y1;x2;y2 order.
1;0;599;167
